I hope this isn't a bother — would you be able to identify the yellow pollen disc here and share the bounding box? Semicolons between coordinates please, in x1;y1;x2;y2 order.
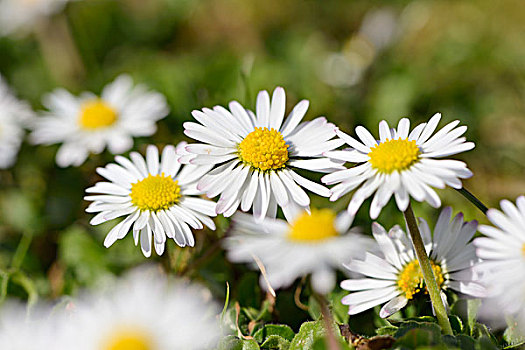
238;127;289;171
522;243;525;256
368;138;420;173
287;209;339;242
103;328;153;350
79;99;118;130
397;259;444;300
130;173;181;212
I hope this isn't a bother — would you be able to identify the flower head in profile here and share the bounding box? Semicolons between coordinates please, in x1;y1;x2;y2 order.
180;87;344;221
224;208;375;294
474;196;525;323
30;75;169;167
341;207;484;317
0;75;34;169
63;268;220;350
0;0;70;37
84;143;216;257
322;113;474;219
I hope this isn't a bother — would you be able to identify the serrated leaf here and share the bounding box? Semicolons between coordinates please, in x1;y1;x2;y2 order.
218;337;261;350
477;336;499;350
311;338;352;350
376;326;398;336
260;335;290;350
289;321;326;350
253;324;295;343
394;321;442;339
467;299;481;335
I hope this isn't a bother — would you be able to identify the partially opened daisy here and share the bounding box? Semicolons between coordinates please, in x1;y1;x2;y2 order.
474;196;525;318
322;113;474;219
30;74;169;167
0;0;70;37
84;143;216;257
180;87;344;221
0;76;34;168
341;207;485;317
224;208;375;294
63;268;220;350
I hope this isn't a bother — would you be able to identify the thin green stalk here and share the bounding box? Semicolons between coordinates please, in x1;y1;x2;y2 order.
313;293;340;350
403;202;453;335
456;187;488;215
11;232;32;270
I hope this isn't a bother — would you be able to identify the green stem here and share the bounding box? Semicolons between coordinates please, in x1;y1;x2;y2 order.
456;187;488;215
314;293;340;350
11;232;33;270
403;202;453;335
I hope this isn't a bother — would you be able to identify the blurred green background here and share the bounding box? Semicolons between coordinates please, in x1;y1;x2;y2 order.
1;0;524;334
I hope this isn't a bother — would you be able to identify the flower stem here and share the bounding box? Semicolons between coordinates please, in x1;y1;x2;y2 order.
403;202;453;335
314;293;340;350
456;187;488;215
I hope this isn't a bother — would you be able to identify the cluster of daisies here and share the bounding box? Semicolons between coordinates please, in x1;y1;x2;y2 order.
2;71;525;342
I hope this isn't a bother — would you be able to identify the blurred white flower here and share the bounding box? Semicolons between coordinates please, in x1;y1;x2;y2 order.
0;302;64;349
181;87;344;222
474;196;525;329
30;74;169;167
323;113;474;219
85;143;216;257
0;75;34;169
224;208;375;294
63;268;220;350
341;207;485;318
0;0;71;37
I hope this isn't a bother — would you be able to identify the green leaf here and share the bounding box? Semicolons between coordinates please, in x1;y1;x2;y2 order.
307;295;322;320
394;328;442;349
311;338;352;350
376;325;398;336
476;336;499;350
289;321;326;350
329;289;350;324
217;336;261;350
253;324;295;343
467;299;481;336
503;316;525;347
449;315;463;334
394;321;442;339
260;335;290;350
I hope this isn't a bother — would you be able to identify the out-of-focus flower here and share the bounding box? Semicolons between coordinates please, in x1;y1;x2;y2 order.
341;207;484;318
30;75;169;167
224;208;375;294
323;113;474;219
63;268;220;350
84;143;216;257
0;302;64;349
0;0;71;37
474;196;525;329
180;87;344;221
0;75;34;169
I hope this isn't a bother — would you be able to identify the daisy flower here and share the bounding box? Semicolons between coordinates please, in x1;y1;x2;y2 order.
474;196;525;318
29;74;169;167
84;143;216;257
322;113;474;219
180;87;345;221
0;302;64;349
0;0;70;37
341;207;485;317
0;75;34;168
224;208;375;294
63;268;220;350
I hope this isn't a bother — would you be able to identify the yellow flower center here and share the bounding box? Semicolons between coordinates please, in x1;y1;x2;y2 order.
238;127;289;171
79;99;118;130
130;173;181;212
103;328;153;350
397;259;444;300
368;138;420;173
287;209;339;242
522;243;525;256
